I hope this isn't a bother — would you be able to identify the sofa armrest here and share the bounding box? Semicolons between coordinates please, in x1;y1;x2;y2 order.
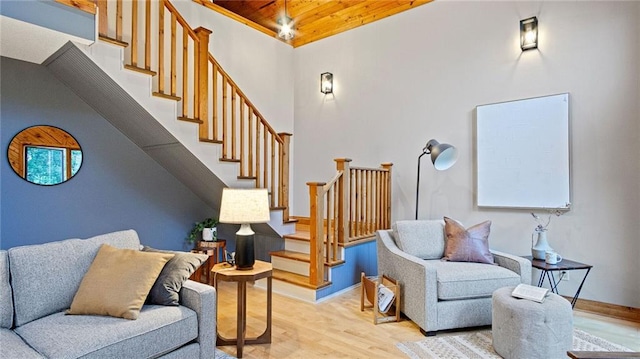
491;250;532;285
180;280;216;359
376;230;438;332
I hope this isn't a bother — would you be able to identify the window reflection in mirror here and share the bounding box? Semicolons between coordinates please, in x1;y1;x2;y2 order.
8;125;83;186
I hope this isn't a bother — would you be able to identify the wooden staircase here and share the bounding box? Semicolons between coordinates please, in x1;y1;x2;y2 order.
267;159;393;300
89;0;293;228
271;217;345;290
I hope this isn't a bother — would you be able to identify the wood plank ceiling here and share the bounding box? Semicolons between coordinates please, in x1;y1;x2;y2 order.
194;0;433;47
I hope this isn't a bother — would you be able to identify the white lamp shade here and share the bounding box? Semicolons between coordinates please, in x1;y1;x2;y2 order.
219;188;271;224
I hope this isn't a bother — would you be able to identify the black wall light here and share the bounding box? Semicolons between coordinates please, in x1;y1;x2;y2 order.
321;72;333;94
520;16;538;51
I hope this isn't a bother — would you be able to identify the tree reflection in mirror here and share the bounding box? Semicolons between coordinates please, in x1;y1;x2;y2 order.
8;125;83;186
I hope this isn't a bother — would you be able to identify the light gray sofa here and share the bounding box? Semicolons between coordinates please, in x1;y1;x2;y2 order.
377;220;531;335
0;230;216;358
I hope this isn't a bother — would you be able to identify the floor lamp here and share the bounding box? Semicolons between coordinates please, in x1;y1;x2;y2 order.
219;188;271;270
416;139;458;220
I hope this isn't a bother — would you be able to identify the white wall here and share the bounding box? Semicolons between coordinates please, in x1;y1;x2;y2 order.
293;1;640;307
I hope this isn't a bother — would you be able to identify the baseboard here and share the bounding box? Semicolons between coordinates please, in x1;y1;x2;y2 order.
566;296;640;323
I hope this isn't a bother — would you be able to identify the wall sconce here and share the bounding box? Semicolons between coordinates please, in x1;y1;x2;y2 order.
520;16;538;51
320;72;333;94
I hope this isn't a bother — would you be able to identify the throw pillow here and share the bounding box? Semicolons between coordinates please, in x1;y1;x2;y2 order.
67;244;173;320
142;246;208;306
442;217;494;264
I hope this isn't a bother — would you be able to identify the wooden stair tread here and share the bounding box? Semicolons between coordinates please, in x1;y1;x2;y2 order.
99;35;128;47
283;231;310;241
272;269;331;290
177;117;203;124
152;92;181;101
199;137;223;144
270;250;345;267
123;64;157;76
270;250;310;262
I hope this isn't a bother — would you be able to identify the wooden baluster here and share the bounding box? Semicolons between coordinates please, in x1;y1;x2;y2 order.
97;0;107;38
248;112;253;177
307;182;326;286
239;97;244;176
367;170;372;234
170;12;176;97
222;77;228;156
326;187;332;263
255;119;261;187
231;87;236;159
349;169;354;238
116;0;122;40
193;39;198;121
335;158;351;243
181;31;188;117
382;163;393;228
145;0;150;70
331;183;345;261
195;27;211;139
212;63;218;140
158;0;165;94
278;133;291;221
131;0;138;67
376;170;381;230
270;135;276;208
263;126;268;190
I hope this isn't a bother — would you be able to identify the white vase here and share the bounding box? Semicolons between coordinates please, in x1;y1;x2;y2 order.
531;228;552;260
202;227;216;241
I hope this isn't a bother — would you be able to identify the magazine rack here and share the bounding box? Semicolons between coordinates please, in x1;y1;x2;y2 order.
360;272;401;324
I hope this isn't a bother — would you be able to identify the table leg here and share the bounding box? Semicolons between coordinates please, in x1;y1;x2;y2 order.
237;281;246;358
571;268;591;308
537;270;546;287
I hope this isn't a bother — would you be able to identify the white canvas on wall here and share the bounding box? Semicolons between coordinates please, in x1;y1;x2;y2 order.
476;93;571;209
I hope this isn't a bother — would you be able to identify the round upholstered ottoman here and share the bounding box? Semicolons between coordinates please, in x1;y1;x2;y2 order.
492;286;573;359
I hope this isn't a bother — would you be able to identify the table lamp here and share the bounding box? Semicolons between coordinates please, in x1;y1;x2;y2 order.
219;188;270;270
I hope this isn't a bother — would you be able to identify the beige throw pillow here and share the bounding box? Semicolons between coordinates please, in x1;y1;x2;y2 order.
67;244;174;320
442;217;494;264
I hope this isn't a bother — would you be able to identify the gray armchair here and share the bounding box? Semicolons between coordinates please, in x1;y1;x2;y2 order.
376;220;531;335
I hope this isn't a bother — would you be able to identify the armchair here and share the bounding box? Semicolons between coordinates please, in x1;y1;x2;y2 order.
376;220;531;335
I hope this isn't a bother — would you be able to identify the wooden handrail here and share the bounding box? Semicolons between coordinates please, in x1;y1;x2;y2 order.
95;0;291;221
307;159;392;286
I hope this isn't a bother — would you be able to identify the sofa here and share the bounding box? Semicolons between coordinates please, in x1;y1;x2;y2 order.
377;220;531;335
0;229;216;358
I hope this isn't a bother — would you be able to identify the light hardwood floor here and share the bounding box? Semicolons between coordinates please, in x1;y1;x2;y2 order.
214;280;640;358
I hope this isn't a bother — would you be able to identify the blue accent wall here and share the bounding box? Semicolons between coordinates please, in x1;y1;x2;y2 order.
317;239;378;299
0;57;215;250
0;0;95;41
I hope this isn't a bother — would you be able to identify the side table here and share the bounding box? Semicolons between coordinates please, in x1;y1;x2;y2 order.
523;256;592;308
211;260;272;358
190;240;226;285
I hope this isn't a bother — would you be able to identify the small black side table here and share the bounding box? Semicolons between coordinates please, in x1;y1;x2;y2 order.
523;256;592;308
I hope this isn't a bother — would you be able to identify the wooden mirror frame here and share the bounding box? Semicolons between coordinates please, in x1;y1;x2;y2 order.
8;125;83;186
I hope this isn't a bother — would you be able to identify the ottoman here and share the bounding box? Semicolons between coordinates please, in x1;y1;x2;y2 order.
492;286;573;359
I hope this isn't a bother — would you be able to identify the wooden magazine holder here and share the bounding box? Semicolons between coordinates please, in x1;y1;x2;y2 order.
360;272;401;324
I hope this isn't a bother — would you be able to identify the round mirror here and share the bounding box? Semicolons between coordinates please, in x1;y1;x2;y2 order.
8;125;83;186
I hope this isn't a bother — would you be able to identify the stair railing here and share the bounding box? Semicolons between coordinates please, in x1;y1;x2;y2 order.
307;159;392;286
94;0;291;218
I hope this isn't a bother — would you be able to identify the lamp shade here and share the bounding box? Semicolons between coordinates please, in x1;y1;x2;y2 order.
219;188;270;224
424;139;458;171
